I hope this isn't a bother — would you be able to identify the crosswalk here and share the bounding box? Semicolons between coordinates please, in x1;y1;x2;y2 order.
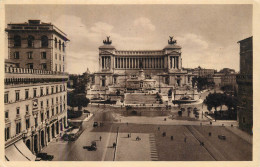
149;133;159;161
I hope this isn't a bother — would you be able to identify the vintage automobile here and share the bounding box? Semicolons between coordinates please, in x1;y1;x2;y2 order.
93;122;98;127
83;141;97;151
36;153;54;161
218;135;226;140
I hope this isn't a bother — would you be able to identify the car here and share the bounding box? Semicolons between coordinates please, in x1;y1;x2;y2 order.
93;122;98;127
83;141;97;151
218;135;226;140
36;153;54;161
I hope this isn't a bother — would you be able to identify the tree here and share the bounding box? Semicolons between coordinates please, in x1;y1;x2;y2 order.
67;92;90;111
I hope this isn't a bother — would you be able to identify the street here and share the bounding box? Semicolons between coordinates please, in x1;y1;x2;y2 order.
42;104;252;161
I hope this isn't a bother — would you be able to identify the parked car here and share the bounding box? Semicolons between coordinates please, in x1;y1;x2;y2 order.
83;141;97;151
36;153;54;161
93;122;98;127
218;135;226;140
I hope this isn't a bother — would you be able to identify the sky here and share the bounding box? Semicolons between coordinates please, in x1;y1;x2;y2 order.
5;4;252;74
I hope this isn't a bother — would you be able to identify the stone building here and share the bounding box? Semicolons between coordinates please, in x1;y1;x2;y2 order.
236;36;253;133
86;36;194;100
4;20;69;160
5;20;68;72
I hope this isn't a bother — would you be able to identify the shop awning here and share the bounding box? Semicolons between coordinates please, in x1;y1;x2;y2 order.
5;144;29;161
15;140;36;161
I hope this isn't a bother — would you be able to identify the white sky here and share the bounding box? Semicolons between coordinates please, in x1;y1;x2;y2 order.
5;5;252;74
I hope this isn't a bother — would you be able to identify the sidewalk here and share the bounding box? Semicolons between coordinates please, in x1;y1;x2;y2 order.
225;126;252;144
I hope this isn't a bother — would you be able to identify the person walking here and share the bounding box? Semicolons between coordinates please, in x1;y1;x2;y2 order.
99;136;102;141
184;137;187;143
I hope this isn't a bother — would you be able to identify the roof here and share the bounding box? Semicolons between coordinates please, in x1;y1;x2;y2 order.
237;36;253;43
164;44;182;49
99;44;115;49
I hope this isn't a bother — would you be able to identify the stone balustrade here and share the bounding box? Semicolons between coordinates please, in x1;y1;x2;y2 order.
5;66;68;76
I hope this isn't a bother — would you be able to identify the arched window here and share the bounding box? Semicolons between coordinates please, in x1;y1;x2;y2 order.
41;35;48;47
62;42;65;52
54;38;57;48
14;35;21;47
27;35;35;47
58;40;61;50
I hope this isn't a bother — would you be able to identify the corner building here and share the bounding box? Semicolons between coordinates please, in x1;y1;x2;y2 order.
4;20;69;160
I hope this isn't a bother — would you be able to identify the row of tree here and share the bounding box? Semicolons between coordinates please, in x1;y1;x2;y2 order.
192;77;215;91
67;92;90;111
203;92;238;119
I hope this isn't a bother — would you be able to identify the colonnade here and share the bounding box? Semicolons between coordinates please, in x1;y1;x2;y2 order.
170;56;179;69
101;56;111;69
114;57;165;69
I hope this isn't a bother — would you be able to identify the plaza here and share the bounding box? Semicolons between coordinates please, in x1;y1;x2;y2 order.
42;103;252;161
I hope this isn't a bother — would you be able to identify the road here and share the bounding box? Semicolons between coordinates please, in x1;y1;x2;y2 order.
42;103;252;161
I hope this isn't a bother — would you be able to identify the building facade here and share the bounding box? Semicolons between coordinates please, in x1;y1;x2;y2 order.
4;20;69;160
236;36;253;133
5;20;68;72
86;36;194;100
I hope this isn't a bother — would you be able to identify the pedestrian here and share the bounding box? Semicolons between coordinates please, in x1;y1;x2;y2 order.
158;127;160;131
184;137;187;143
99;136;102;141
128;134;130;138
171;136;173;140
127;122;128;126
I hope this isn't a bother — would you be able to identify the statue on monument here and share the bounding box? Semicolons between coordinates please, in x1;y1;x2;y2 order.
168;36;176;44
103;36;112;45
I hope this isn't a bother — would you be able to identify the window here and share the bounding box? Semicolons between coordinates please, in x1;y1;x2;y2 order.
46;99;49;106
41;52;47;59
35;117;38;127
27;52;33;59
41;112;44;122
16;122;21;134
55;64;57;71
63;56;65;61
52;98;54;105
52;108;54;116
15;91;20;101
41;63;47;70
26;119;30;129
14;35;21;47
54;38;57;48
41;35;48;47
27;35;34;47
56;97;58;102
40;88;43;96
55;53;57;60
56;86;58;92
40;101;43;108
60;96;62;102
4;93;8;103
47;110;50;119
56;106;59;114
33;89;37;97
60;104;62;113
5;127;10;141
60;85;62;92
59;54;61;60
63;65;65;72
14;52;20;59
28;63;33;69
59;65;61;72
59;40;61;50
16;108;20;115
62;42;65;52
46;87;49;95
51;87;54;94
26;105;29;113
5;111;9;119
25;89;29;99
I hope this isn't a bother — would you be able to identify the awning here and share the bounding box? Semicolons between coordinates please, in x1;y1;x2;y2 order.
5;144;29;161
15;140;36;161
